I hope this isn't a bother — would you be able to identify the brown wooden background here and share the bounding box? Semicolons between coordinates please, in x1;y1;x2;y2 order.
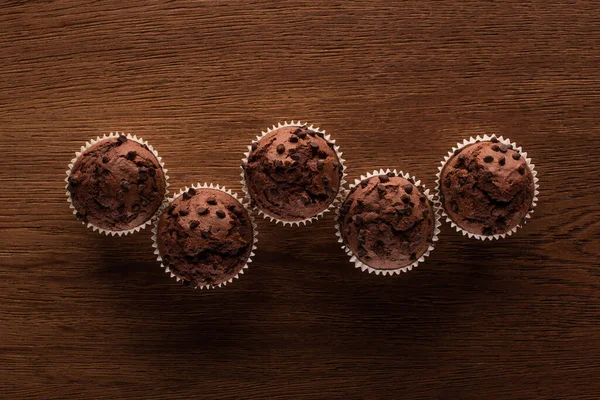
1;1;599;399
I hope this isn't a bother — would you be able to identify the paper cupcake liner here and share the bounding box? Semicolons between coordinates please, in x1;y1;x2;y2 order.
435;134;540;241
334;169;442;276
65;132;170;236
151;183;258;290
240;121;347;226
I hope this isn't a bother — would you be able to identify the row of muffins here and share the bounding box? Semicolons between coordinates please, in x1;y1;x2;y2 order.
65;123;539;288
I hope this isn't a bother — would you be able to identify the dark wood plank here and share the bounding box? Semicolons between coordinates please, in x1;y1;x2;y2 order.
1;1;599;399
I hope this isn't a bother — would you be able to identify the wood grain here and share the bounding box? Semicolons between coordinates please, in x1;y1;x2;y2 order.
1;1;599;399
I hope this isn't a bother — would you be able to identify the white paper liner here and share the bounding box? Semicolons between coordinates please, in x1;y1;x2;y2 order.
151;183;258;290
334;169;442;276
65;132;170;236
435;134;540;241
240;121;347;226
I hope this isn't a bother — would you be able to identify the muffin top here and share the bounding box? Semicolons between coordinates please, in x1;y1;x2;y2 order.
68;136;167;231
439;139;535;236
243;125;343;221
156;188;254;288
338;173;436;270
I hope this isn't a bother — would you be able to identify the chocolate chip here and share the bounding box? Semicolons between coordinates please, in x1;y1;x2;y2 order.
420;196;427;203
132;204;140;213
190;220;200;229
403;184;413;194
317;160;325;170
491;137;499;143
182;192;191;200
423;209;429;217
377;184;386;194
274;160;283;168
310;142;319;151
492;145;500;152
148;168;156;177
318;152;328;159
251;142;258;151
167;205;176;215
500;145;508;153
116;190;125;201
226;204;237;212
360;180;368;189
316;131;324;138
512;153;521;160
357;248;367;258
454;148;461;156
401;194;411;204
507;144;513;150
126;151;136;160
518;165;526;175
277;144;285;154
410;253;417;261
138;171;148;182
499;156;506;166
290;153;301;161
102;156;110;164
197;207;209;215
201;229;210;238
289;136;298;143
308;130;316;137
451;202;458;213
409;201;415;208
216;210;226;219
75;212;85;220
179;209;189;216
444;178;451;188
332;162;339;169
482;226;494;235
484;155;494;163
207;197;217;205
120;180;131;191
379;175;389;183
117;135;128;144
404;207;412;216
298;131;307;139
187;188;196;196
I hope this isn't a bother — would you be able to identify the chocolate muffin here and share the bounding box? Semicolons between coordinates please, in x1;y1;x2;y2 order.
243;125;343;222
338;172;437;270
156;188;254;288
67;135;167;232
438;138;535;236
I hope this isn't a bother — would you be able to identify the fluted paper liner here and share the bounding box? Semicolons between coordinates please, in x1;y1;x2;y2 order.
335;169;442;276
65;132;170;236
240;121;347;226
151;183;258;290
435;134;540;240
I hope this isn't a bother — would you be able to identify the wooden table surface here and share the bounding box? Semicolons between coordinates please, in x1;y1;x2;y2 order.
1;1;599;399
